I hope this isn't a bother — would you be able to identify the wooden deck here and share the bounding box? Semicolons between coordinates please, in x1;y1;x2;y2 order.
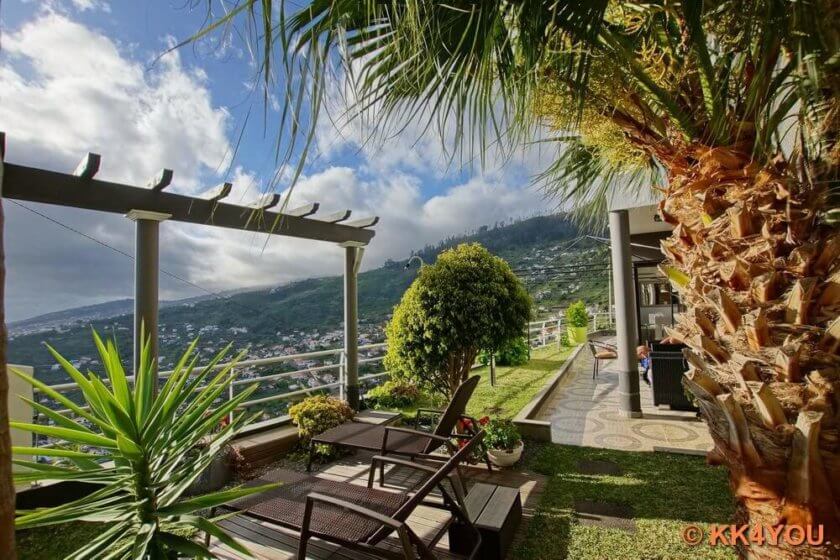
209;451;546;560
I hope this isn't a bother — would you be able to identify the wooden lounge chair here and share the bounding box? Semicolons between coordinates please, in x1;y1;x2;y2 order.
307;375;489;472
214;430;486;560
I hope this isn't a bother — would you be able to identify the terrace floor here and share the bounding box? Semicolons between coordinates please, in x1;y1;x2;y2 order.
208;452;546;560
533;342;713;454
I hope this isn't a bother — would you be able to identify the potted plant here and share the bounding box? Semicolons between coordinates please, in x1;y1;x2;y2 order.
483;418;524;467
565;301;589;345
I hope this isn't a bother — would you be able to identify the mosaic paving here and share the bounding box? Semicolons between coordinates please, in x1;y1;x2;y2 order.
534;341;713;453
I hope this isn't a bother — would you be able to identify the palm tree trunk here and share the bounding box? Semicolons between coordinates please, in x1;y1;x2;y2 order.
661;145;839;559
0;159;17;557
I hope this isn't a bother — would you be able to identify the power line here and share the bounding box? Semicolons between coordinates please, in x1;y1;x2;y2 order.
7;200;268;317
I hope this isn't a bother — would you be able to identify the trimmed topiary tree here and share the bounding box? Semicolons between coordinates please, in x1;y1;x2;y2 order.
385;243;531;397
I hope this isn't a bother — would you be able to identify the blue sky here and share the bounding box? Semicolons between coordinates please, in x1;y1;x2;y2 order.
1;1;553;321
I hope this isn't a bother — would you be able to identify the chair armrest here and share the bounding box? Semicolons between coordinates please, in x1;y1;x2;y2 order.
305;492;402;530
415;408;443;416
413;407;443;429
592;340;617;351
384;426;451;443
371;454;438;473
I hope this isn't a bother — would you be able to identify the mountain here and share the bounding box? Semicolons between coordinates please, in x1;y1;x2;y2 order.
8;214;610;386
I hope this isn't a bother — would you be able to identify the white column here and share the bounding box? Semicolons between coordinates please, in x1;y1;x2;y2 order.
126;210;170;384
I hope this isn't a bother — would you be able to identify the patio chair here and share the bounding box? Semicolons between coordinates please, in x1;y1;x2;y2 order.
307;375;491;472
588;340;617;379
213;430;486;560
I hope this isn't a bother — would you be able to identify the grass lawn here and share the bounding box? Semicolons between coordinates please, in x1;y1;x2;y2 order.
17;522;106;559
513;443;737;560
17;522;196;559
465;344;574;419
386;344;575;420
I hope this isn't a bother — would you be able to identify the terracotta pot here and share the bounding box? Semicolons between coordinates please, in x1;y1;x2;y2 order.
487;441;524;467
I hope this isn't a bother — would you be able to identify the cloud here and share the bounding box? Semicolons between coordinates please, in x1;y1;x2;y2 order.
1;10;548;322
0;12;231;190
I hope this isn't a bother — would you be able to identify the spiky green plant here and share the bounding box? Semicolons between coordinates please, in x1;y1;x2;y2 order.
10;332;277;559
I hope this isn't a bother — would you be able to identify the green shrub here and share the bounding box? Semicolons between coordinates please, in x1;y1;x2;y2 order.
385;243;532;397
365;380;422;409
565;300;590;328
289;395;354;443
479;337;529;366
484;418;522;451
559;331;570;347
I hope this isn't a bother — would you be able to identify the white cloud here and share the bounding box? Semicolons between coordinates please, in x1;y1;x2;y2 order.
69;0;110;12
0;12;231;190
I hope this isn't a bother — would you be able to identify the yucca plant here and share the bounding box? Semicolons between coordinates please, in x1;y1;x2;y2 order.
184;2;838;558
9;331;277;559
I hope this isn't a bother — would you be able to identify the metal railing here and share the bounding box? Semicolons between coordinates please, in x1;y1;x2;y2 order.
26;309;615;447
527;310;614;349
27;342;390;448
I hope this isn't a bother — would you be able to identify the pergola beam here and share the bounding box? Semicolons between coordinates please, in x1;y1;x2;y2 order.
145;169;173;192
2;163;375;245
73;153;101;179
345;216;379;229
321;209;352;223
249;193;280;210
286;202;319;217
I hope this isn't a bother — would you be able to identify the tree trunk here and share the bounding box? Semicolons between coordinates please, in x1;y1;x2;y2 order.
661;145;839;559
0;157;17;558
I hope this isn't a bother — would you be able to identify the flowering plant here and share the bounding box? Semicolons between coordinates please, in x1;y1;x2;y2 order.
484;418;522;452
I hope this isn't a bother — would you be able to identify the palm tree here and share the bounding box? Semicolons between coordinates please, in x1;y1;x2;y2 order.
196;1;838;558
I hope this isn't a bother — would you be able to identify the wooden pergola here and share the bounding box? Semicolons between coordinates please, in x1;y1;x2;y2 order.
0;132;378;409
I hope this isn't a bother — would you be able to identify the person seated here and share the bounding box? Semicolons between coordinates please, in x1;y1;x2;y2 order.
637;344;651;385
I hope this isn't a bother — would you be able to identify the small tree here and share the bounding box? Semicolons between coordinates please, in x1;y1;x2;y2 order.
565;301;589;328
385;243;531;397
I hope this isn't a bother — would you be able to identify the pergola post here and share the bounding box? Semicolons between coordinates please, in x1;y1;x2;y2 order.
126;210;169;384
609;210;642;418
343;244;363;410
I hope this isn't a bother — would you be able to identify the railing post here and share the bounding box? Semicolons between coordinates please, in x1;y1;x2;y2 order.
339;350;346;401
228;372;235;425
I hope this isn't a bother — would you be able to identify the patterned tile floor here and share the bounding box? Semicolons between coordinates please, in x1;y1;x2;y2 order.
534;341;713;453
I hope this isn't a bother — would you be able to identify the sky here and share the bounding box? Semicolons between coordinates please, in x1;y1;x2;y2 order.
0;1;558;322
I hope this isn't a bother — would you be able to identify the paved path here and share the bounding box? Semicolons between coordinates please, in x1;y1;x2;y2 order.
534;342;713;453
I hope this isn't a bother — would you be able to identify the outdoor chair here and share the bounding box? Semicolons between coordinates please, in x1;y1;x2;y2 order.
588;340;617;379
307;375;491;472
212;430;487;560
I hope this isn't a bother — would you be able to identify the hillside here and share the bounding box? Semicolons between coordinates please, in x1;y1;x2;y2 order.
8;213;610;386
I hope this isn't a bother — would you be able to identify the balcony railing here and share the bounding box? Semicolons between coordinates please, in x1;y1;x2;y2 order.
25;343;389;450
528;311;613;348
21;310;614;450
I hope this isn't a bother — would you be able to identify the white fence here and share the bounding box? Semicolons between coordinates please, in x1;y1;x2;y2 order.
527;310;614;349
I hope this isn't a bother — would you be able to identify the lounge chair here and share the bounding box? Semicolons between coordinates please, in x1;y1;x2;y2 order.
214;430;486;560
588;340;617;379
307;375;489;472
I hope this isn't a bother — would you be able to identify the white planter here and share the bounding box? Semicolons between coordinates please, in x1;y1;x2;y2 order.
487;441;524;467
